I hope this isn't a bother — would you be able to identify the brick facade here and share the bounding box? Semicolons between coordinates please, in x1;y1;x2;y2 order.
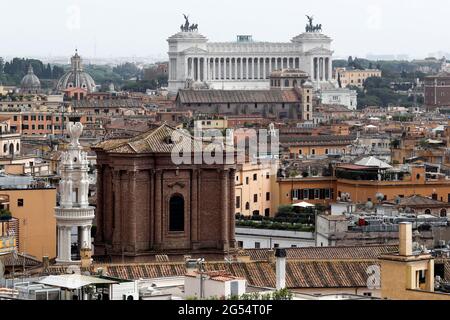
424;73;450;109
93;125;237;261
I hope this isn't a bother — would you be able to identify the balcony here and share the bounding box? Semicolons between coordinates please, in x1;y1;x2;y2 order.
55;207;95;221
0;131;20;138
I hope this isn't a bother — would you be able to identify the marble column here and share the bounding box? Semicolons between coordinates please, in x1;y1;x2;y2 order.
223;58;226;80
257;58;260;79
315;58;319;81
66;227;72;260
59;226;71;262
269;58;272;75
245;58;249;80
57;226;62;259
218;58;222;80
197;58;201;81
320;57;324;81
203;57;207;81
263;58;267;79
240;58;243;80
234;58;238;80
326;58;330;81
224;58;228;80
81;225;90;249
310;58;314;81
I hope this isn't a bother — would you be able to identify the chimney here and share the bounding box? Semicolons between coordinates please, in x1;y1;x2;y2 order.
399;222;413;256
275;249;287;290
42;256;49;272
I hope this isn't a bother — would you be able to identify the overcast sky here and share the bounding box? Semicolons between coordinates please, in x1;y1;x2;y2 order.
1;0;449;60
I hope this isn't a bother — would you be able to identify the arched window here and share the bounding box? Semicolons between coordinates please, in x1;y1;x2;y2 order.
16;143;20;152
440;209;447;218
3;144;6;153
425;209;431;215
9;143;14;155
169;194;184;232
245;202;250;210
284;79;290;87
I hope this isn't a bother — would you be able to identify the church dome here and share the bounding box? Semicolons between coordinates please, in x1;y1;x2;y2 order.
20;65;41;93
56;50;96;93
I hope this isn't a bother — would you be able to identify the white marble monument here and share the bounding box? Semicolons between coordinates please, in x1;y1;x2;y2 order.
55;122;95;264
168;15;334;93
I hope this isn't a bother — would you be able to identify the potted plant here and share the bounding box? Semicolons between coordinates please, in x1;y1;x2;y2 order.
0;209;12;221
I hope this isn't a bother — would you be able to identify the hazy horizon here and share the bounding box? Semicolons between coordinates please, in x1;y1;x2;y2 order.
1;0;450;61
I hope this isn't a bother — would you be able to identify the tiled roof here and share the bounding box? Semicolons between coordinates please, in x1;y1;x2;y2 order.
0;116;12;122
285;261;375;288
398;195;450;208
0;252;42;268
280;135;357;146
243;245;399;261
93;124;234;154
177;89;301;104
89;260;379;289
72;99;143;109
41;247;450;290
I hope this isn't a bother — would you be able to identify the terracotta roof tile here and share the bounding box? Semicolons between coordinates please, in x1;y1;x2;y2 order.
177;89;300;104
94;123;234;154
243;245;399;261
88;260;380;289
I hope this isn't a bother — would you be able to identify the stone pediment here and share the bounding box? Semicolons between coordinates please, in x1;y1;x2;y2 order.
182;47;208;54
304;47;333;56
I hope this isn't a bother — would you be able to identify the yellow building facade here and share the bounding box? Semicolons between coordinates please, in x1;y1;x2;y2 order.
0;188;57;260
336;68;382;88
235;161;277;217
380;223;450;300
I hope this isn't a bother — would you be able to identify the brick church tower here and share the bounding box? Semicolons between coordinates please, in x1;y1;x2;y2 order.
92;124;237;261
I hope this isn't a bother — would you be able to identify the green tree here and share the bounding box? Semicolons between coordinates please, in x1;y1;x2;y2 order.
113;62;140;80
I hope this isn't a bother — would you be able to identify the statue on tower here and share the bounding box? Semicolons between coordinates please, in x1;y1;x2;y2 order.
305;15;322;33
183;14;190;31
180;14;198;32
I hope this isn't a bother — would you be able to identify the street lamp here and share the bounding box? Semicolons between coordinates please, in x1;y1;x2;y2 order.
197;258;205;299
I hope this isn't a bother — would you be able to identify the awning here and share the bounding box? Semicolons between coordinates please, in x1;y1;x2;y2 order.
39;274;118;290
292;201;315;208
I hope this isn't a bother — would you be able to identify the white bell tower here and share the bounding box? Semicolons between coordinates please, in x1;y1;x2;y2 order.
55;122;95;264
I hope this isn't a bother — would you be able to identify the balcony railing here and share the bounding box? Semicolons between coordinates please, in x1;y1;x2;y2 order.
55;207;95;220
0;131;20;136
